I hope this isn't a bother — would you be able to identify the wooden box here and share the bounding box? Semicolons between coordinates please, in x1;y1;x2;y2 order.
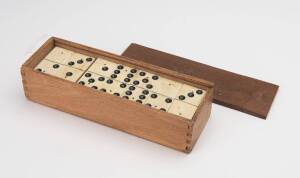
21;37;214;153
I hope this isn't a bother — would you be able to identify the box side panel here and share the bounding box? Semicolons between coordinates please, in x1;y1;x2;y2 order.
23;37;55;68
186;88;213;152
21;38;54;99
22;67;189;152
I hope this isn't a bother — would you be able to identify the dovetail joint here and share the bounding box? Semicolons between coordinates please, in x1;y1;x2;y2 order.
186;123;193;149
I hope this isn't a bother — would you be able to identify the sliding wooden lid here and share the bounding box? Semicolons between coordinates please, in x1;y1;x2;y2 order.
122;43;279;119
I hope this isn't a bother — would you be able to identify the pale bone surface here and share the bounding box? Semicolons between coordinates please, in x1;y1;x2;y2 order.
44;47;96;70
34;59;84;82
34;47;206;119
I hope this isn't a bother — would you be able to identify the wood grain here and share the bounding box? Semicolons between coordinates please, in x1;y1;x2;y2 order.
121;43;279;119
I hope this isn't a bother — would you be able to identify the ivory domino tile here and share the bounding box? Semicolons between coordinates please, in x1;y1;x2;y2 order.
176;84;206;106
34;59;83;82
45;47;95;70
168;100;198;120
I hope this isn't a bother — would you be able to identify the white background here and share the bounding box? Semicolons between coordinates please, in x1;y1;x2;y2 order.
0;0;299;178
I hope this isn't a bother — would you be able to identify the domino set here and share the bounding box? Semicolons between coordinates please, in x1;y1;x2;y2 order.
21;37;213;152
35;47;206;119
